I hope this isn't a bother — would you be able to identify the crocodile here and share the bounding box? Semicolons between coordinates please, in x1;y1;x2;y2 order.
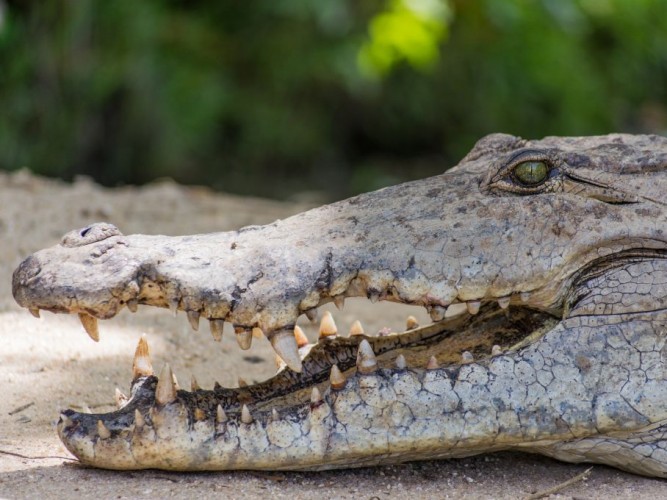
11;133;667;476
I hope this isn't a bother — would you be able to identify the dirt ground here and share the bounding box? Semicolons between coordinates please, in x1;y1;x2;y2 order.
1;170;666;499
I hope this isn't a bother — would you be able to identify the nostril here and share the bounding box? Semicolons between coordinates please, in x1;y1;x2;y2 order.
61;222;123;247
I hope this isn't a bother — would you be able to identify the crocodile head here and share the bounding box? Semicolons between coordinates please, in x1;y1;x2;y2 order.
12;133;667;476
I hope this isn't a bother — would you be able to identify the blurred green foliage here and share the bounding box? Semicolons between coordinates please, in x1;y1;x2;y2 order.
359;0;451;77
0;0;665;199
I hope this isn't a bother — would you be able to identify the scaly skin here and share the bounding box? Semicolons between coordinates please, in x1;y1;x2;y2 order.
11;133;667;476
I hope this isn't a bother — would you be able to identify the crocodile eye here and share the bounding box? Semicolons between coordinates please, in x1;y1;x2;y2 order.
513;161;548;186
487;149;558;195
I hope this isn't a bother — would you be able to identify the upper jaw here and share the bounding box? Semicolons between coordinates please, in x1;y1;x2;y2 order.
11;160;591;369
11;169;576;332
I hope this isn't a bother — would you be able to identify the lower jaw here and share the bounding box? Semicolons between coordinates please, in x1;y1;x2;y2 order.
57;306;560;470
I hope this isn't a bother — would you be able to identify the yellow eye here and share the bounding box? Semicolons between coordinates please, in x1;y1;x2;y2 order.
513;161;549;185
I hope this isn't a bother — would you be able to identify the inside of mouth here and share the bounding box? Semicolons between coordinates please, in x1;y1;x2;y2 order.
244;305;557;413
71;303;558;427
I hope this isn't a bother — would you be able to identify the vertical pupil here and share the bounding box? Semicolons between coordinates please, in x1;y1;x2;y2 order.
528;163;538;180
515;161;547;185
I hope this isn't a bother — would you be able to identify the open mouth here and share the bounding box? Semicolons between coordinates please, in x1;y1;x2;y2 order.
53;298;558;469
11;220;574;470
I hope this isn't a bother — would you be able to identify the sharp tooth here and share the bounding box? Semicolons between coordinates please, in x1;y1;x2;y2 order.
329;364;346;390
269;330;302;373
461;351;474;364
241;404;253;424
349;320;365;336
466;301;481;315
60;413;74;429
216;405;228;423
395;354;407;370
234;327;253;350
78;313;99;342
311;387;323;404
428;305;447;322
238;377;248;387
491;345;503;357
406;316;419;330
497;297;510;310
134;409;144;429
191;375;200;391
319;311;337;339
304;308;318;322
356;339;378;374
294;325;309;348
156;363;177;405
368;290;380;303
271;409;280;422
333;295;345;310
97;420;111;439
169;298;179;316
426;356;439;370
187;310;200;331
172;372;181;391
132;334;154;379
209;319;224;342
252;327;265;338
82;405;92;414
127;299;138;313
520;291;530;302
194;408;206;421
29;307;40;318
115;388;128;408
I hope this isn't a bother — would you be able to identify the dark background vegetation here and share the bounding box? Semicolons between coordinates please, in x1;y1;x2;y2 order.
1;0;666;200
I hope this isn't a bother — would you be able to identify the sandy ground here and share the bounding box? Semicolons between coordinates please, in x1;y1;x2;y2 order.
1;170;666;499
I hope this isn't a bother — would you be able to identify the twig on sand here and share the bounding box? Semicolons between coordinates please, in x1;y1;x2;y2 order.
0;449;76;461
523;467;593;500
8;401;34;415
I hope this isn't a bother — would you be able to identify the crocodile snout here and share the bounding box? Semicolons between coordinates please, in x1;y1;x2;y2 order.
12;255;41;305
